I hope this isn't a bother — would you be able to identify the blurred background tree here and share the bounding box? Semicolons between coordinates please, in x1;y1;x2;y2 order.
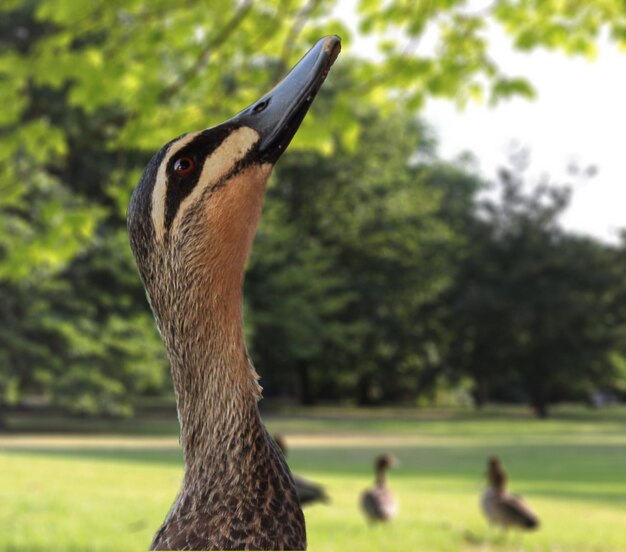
441;150;621;417
1;0;626;420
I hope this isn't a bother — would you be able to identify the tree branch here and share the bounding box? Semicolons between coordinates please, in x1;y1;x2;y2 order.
159;0;254;101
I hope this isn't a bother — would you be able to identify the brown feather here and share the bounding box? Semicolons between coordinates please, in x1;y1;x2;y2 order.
273;435;330;507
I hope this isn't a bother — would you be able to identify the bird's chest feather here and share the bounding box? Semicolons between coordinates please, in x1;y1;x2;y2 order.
151;441;306;551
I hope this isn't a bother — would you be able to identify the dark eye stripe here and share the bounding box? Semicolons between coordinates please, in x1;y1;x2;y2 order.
163;155;201;232
163;125;234;232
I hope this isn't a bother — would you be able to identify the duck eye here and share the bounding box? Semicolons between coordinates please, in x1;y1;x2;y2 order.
173;157;195;176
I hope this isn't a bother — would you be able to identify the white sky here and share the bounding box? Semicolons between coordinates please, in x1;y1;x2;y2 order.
424;31;626;244
334;5;626;244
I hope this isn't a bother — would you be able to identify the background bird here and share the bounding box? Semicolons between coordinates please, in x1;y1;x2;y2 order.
481;456;540;531
273;434;330;507
360;453;398;523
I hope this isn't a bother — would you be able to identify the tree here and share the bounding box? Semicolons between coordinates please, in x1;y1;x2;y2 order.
443;150;620;416
248;70;458;404
603;231;626;402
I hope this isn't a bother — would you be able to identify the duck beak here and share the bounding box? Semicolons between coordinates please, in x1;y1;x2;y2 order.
229;35;341;163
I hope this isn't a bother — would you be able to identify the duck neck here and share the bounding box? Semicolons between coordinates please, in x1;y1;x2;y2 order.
163;285;263;474
489;467;507;495
376;467;387;487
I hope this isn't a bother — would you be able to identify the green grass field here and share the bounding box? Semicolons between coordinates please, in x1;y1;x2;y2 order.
1;406;625;551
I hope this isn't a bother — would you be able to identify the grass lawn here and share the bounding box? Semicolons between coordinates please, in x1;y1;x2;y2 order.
0;405;625;551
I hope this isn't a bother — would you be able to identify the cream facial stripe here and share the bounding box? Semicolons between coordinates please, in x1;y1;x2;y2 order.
151;132;201;243
170;126;260;238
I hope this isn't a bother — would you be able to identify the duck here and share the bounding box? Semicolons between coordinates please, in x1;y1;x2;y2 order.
360;453;398;523
127;36;341;551
273;434;330;507
481;456;540;531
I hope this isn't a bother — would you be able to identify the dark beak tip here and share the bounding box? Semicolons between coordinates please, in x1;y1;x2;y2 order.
322;35;342;64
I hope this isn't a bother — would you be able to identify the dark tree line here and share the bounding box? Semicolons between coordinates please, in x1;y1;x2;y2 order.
440;154;622;417
247;121;626;417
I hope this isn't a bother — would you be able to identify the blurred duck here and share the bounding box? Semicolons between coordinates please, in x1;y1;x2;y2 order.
481;456;540;531
360;453;398;523
273;434;330;506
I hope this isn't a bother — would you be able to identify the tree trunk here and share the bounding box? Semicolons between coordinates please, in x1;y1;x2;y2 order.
297;360;315;406
472;377;487;409
530;381;550;418
0;405;7;432
533;400;549;418
356;373;374;406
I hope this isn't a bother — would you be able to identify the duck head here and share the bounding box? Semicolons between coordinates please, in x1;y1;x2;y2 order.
487;456;507;490
376;453;398;472
127;36;341;345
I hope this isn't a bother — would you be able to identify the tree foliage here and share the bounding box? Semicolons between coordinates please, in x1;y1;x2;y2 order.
1;0;626;416
442;152;622;416
248;80;456;404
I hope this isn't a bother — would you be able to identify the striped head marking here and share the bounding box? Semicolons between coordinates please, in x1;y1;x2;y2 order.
127;122;270;293
149;124;262;244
